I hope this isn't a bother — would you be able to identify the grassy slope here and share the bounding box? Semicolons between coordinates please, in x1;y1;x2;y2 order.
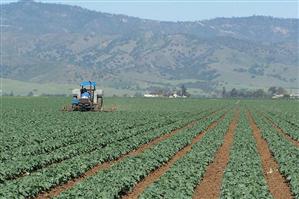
0;78;135;96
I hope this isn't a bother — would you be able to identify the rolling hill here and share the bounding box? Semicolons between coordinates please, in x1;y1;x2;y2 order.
1;0;298;96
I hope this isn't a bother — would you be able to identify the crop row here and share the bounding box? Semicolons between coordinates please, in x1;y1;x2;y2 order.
55;111;226;198
0;111;201;182
0;99;229;154
273;112;298;129
139;110;233;198
0;110;225;198
1;111;196;181
265;110;299;129
0;111;180;156
0;112;135;149
252;111;299;198
247;100;299;128
261;111;299;141
220;111;272;198
1;113;168;159
1;95;231;149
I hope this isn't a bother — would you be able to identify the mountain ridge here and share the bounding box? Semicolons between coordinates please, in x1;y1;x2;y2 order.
1;0;298;96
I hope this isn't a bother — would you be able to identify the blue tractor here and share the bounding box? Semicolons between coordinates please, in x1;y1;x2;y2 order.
65;81;103;111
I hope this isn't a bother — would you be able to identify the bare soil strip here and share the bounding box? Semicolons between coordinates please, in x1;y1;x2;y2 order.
262;114;299;147
247;112;293;199
121;114;226;199
192;109;239;199
20;110;222;182
35;111;221;199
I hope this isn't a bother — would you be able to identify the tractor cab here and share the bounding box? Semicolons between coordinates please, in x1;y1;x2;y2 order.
80;81;96;100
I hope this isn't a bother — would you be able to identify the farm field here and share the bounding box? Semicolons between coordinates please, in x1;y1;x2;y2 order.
0;97;298;199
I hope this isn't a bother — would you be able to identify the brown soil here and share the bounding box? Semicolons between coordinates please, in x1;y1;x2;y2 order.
102;104;117;112
247;111;293;199
35;111;220;199
263;114;299;147
122;114;226;199
35;162;111;199
12;121;177;181
15;111;218;182
192;109;239;199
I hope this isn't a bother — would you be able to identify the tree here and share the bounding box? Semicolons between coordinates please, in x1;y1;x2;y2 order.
27;91;34;96
230;88;238;98
181;85;187;96
268;86;277;95
253;89;266;98
180;85;190;97
222;87;226;98
134;92;142;97
277;87;287;95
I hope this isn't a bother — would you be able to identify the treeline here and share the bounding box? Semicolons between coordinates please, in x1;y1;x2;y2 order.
145;85;191;97
1;92;68;97
1;91;15;96
222;86;288;98
28;92;68;97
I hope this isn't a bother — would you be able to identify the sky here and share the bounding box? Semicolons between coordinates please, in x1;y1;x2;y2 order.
1;0;298;21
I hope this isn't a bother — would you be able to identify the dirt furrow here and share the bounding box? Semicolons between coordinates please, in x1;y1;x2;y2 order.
11;120;179;181
35;111;220;199
18;110;222;183
192;109;239;199
262;114;299;147
121;114;226;199
247;111;293;199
